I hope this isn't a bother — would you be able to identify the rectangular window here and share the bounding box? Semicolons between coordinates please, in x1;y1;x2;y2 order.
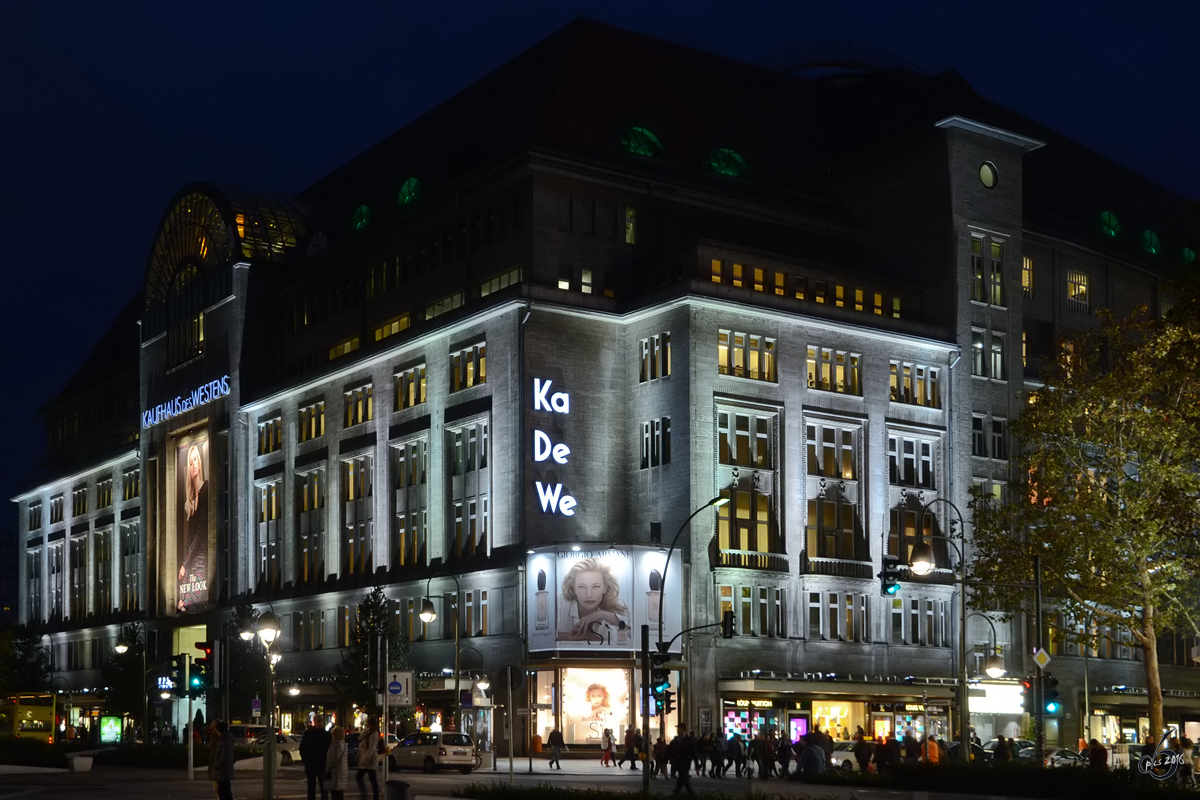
718;585;734;634
641;417;671;469
1067;270;1090;312
258;417;282;455
731;263;744;288
888;434;935;489
971;238;985;302
991;419;1007;461
814;280;826;303
72;487;88;517
450;343;486;393
806;346;861;395
720;411;775;469
373;313;410;342
718;330;776;382
971;330;985;376
27;550;41;623
123;467;140;501
479;266;521;297
1022;256;1033;299
48;543;63;618
972;416;987;457
50;495;63;525
854;288;864;312
990;334;1005;380
805;422;855;479
835;284;845;308
794;276;806;301
96;480;113;511
69;537;86;619
1022;331;1028;368
299;401;325;443
256;482;281;588
774;272;785;296
639;333;671;382
424;291;464;320
808;592;823;640
119;522;139;611
892;296;901;318
344;384;373;428
94;530;111;615
28;502;42;530
581;269;593;294
624;207;636;244
806;496;859;560
989;241;1004;306
296;469;325;584
395;364;427;411
753;267;764;292
329;337;360;360
710;259;723;283
889;362;941;407
447;419;489;559
874;292;883;315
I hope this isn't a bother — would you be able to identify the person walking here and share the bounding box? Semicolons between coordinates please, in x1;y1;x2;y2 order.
652;735;667;777
547;727;565;769
853;733;872;774
793;732;826;780
777;736;793;778
712;731;727;777
902;729;919;765
728;733;745;777
667;728;696;796
206;720;222;799
326;726;350;800
355;718;381;800
617;725;635;768
632;728;643;770
600;728;614;766
1087;738;1108;772
921;734;939;765
300;715;333;800
993;735;1009;764
212;720;235;800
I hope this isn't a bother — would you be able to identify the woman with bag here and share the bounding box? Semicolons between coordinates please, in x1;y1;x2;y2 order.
356;719;381;800
600;728;614;766
327;726;349;800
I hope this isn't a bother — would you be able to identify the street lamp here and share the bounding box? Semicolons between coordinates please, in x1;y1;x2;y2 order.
907;497;971;764
114;620;151;743
254;610;281;800
419;572;462;730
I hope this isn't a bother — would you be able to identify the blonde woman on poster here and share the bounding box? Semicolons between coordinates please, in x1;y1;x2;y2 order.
557;558;629;643
177;443;208;610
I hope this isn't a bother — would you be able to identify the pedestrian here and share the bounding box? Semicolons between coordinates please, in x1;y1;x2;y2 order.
326;726;349;800
793;732;826;779
600;728;614;766
301;714;333;800
777;736;793;778
903;729;919;765
632;727;643;770
547;727;564;769
921;734;939;764
712;731;727;777
728;733;745;777
993;735;1009;764
695;732;710;776
355;718;381;800
853;733;871;773
652;735;667;777
206;720;221;798
212;720;235;800
1087;738;1108;772
617;725;635;768
1005;737;1016;761
667;728;696;796
1177;736;1195;788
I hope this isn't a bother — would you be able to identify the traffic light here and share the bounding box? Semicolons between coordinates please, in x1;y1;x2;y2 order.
650;652;671;694
662;689;676;715
192;641;211;695
169;654;187;697
1020;676;1035;714
721;609;735;639
1044;674;1061;714
878;554;902;596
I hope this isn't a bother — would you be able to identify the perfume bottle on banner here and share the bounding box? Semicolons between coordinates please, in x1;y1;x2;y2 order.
647;569;662;628
535;569;550;630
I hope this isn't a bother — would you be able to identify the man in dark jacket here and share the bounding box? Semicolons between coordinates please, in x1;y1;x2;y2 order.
667;727;696;796
300;715;332;800
547;727;565;769
213;721;235;800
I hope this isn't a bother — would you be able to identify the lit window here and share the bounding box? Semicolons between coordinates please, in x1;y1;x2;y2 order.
352;205;371;231
711;259;723;283
639;333;671;382
618;126;664;158
806;346;860;395
854;288;864;312
624;207;637;244
424;292;464;320
450;343;486;393
888;361;940;408
888;434;935;488
718;330;776;382
373;314;410;342
1067;270;1089;312
397;177;422;206
1022;257;1033;298
258;417;282;455
344;384;373;428
835;285;845;308
395;364;427;411
774;272;785;296
1099;211;1121;237
753;268;764;292
990;334;1005;380
299;402;325;443
479;266;521;297
329;337;359;360
731;263;744;288
705;147;749;177
581;269;593;294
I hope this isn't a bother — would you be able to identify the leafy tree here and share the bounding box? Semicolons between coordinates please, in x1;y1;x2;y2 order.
226;603;268;722
970;303;1200;742
0;626;52;693
100;623;146;723
334;585;411;715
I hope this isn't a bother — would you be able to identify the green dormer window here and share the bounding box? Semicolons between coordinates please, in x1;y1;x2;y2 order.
706;147;749;178
1182;247;1196;266
619;126;665;158
1099;211;1121;237
352;205;372;231
398;177;422;206
1142;230;1161;255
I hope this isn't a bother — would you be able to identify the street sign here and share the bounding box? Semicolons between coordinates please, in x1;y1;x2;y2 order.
1033;648;1052;670
252;698;262;715
388;681;402;695
461;689;473;710
387;671;413;705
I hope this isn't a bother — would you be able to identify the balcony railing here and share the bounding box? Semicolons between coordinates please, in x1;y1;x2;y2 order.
800;555;874;579
710;539;789;572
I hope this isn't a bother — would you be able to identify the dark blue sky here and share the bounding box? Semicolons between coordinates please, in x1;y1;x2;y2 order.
1;1;1198;529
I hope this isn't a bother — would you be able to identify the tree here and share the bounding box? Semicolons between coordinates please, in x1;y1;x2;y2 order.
100;623;146;721
0;626;52;693
970;302;1200;743
227;603;268;722
334;585;411;714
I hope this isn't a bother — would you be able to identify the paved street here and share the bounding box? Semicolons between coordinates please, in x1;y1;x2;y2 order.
0;756;1055;800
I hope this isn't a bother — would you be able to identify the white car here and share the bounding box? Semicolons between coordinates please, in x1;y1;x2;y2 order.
390;732;477;774
253;732;304;765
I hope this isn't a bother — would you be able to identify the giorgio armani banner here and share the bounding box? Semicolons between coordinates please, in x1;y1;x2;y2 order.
176;437;210;611
526;544;681;653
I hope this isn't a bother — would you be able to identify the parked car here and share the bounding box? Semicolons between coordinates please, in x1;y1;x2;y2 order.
981;738;1034;762
831;740;874;773
390;731;477;774
945;741;988;763
228;724;269;747
1041;747;1087;768
252;732;304;765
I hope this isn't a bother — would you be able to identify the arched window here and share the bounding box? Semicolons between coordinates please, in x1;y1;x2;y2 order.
397;177;422;206
705;147;750;178
1182;247;1196;266
1099;211;1121;238
352;205;372;231
618;126;665;158
1141;230;1161;255
168;261;205;365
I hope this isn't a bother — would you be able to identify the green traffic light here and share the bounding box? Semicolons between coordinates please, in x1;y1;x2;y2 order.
885;583;900;595
1045;701;1060;713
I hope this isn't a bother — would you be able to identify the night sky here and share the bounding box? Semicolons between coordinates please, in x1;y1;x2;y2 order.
2;2;1198;540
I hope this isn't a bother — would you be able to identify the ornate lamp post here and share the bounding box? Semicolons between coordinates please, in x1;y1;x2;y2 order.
420;572;462;730
253;611;281;800
114;620;150;743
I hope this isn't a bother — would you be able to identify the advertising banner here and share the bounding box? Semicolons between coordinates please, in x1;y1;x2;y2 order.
526;544;681;653
100;716;122;744
562;667;629;745
176;437;210;612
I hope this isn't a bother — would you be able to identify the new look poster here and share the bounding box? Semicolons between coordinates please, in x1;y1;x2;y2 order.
176;437;210;611
527;544;681;653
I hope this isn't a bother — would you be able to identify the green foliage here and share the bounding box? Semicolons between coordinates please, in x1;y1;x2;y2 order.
226;603;268;722
100;623;145;719
334;585;411;714
970;300;1200;742
0;626;52;693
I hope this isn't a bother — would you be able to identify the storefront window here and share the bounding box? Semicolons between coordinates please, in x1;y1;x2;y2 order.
723;699;779;740
562;667;629;745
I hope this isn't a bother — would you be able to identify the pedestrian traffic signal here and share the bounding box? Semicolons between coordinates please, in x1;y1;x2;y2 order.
721;609;735;639
650;652;671;694
878;554;902;596
662;689;676;715
1044;674;1061;714
1020;676;1035;714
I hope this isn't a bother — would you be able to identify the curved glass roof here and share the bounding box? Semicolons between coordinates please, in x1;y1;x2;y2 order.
352;205;372;231
398;177;422;206
706;147;749;177
1142;230;1161;255
1099;211;1121;237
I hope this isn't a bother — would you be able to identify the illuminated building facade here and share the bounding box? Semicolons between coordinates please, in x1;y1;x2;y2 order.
15;19;1200;749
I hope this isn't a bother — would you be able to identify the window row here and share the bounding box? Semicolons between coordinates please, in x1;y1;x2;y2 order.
710;259;903;318
24;521;140;625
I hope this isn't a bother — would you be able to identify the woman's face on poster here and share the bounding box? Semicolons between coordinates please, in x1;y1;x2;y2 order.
188;447;202;482
572;570;606;612
588;688;606;709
